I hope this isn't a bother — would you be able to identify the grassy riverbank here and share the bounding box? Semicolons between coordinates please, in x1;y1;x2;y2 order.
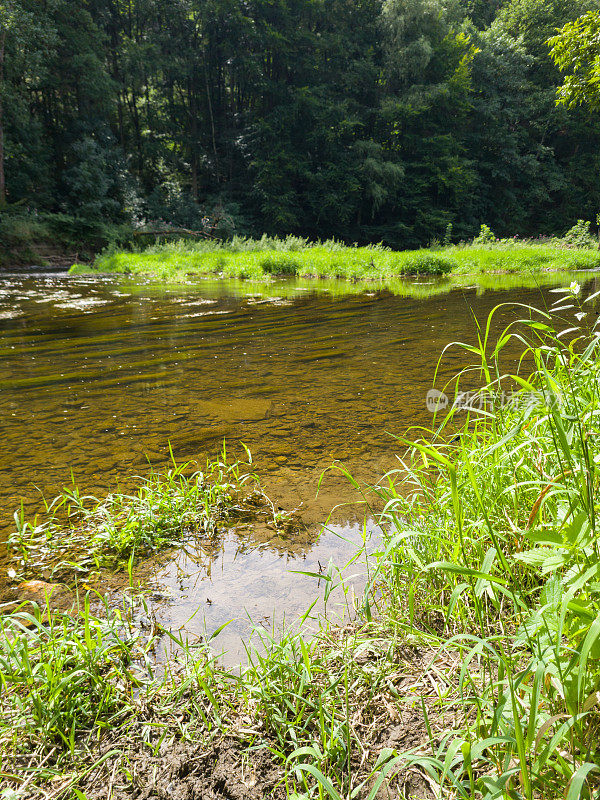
3;285;600;798
79;235;600;282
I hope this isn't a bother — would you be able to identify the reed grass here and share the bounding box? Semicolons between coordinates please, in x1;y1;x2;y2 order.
8;445;259;581
359;281;600;798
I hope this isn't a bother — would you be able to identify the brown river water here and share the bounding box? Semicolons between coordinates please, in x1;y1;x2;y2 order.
0;268;596;662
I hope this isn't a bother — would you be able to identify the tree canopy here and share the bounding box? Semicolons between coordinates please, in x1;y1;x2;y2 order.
549;10;600;109
2;0;600;245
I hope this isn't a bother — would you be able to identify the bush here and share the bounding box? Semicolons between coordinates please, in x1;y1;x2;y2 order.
404;252;456;275
41;214;133;252
260;255;300;275
473;223;496;245
561;219;597;249
0;211;50;247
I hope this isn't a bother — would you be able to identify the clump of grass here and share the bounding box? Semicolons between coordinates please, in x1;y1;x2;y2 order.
404;251;456;275
8;446;272;580
0;594;230;798
0;598;142;758
362;283;600;797
449;242;600;274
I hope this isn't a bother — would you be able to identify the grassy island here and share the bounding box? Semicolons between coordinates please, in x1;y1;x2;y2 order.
74;233;600;285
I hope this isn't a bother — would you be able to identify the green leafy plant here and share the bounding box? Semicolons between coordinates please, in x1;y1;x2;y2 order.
473;223;496;245
404;252;457;275
361;288;600;797
562;219;596;249
8;446;258;579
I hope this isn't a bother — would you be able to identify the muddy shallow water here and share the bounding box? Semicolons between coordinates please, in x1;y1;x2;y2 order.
0;269;597;661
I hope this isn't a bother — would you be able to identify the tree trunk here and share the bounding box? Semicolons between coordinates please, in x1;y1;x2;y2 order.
0;28;6;206
204;51;219;182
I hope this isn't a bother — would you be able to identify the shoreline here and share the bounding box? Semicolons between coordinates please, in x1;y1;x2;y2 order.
71;240;600;286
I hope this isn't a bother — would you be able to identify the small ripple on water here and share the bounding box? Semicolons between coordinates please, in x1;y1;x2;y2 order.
1;269;598;654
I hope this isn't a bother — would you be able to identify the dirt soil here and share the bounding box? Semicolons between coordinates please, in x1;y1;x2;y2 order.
134;738;285;800
91;726;435;800
75;646;447;800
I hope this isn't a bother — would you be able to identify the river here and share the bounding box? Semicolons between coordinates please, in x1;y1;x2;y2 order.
0;269;595;660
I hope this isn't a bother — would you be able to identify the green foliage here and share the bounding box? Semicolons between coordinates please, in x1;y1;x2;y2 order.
366;290;600;797
450;242;600;272
404;251;457;274
0;209;134;265
549;11;600;109
2;0;600;247
9;449;257;578
473;223;497;244
85;238;600;283
0;210;49;247
562;218;597;248
0;600;138;752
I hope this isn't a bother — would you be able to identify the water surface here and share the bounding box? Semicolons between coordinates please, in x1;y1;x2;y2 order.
1;270;595;659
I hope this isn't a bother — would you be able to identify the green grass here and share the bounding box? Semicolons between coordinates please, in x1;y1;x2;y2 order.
87;241;457;280
79;236;600;284
449;243;600;274
5;282;600;798
7;446;297;581
0;595;225;797
359;283;600;798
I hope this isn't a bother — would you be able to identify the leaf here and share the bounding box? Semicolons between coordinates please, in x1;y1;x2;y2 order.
513;548;567;573
425;561;507;585
291;764;343;800
565;762;599;800
563;510;590;545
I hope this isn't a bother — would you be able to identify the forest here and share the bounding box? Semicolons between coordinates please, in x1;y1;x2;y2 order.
3;0;600;250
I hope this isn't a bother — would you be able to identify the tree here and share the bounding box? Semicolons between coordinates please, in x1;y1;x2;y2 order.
0;1;31;204
548;10;600;109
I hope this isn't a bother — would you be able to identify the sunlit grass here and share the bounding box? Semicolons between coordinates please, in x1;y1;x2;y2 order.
361;283;600;798
76;236;600;285
8;445;281;580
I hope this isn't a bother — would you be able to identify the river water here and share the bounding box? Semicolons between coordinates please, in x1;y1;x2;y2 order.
0;269;595;660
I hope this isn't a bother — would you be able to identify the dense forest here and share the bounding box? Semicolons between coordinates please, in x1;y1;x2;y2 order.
2;0;600;247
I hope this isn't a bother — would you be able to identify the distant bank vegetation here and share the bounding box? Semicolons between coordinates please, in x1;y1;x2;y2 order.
77;221;600;282
3;209;600;280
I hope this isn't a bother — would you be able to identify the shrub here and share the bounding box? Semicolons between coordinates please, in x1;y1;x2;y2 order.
404;252;456;275
260;255;299;275
473;223;496;245
561;219;596;249
0;211;51;247
42;214;133;252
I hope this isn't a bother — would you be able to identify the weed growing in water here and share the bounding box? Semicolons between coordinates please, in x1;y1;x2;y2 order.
8;444;298;581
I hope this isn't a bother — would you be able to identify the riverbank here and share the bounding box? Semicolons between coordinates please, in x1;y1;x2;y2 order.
3;282;600;798
0;210;131;269
78;236;600;282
